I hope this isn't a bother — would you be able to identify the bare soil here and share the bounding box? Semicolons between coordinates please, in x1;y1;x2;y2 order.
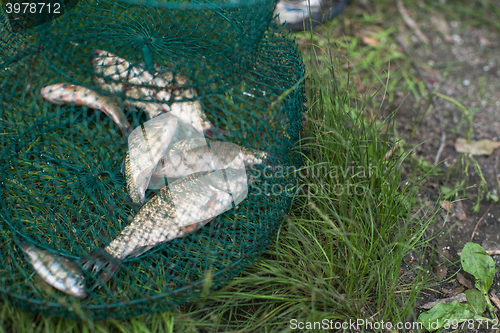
385;4;500;331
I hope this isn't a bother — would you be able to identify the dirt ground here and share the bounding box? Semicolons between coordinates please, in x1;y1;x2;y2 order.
377;2;500;330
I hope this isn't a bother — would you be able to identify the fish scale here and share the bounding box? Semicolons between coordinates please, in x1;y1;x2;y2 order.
93;49;209;126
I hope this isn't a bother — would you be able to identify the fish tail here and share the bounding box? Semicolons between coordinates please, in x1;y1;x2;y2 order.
19;241;30;251
92;259;123;290
80;248;124;287
98;96;131;138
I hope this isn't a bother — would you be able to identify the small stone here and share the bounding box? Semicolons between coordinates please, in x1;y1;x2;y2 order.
452;34;463;44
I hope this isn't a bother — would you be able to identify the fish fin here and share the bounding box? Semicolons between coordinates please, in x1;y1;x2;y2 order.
80;249;123;288
201;193;218;211
79;247;112;272
203;125;226;140
92;258;124;290
19;241;30;252
178;217;214;237
132;202;141;213
128;245;154;258
121;155;126;175
203;127;214;139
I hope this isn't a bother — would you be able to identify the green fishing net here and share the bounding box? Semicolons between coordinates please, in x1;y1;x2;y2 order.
0;0;305;320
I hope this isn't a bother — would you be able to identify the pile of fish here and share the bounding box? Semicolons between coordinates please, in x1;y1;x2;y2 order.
20;49;271;299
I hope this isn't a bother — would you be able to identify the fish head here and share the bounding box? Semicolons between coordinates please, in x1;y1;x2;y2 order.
65;274;88;299
40;84;65;104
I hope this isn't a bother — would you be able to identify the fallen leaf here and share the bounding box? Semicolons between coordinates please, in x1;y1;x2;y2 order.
455;138;500;155
445;285;465;297
440;200;451;211
396;0;430;44
361;35;379;46
453;200;466;220
489;291;500;310
420;293;467;309
457;272;473;289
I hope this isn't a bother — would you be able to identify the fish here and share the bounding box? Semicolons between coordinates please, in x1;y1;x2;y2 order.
42;50;222;142
92;49;220;136
81;168;248;287
152;138;269;180
40;83;131;139
20;242;88;299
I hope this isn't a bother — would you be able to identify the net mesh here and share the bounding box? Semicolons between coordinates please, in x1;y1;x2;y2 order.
0;0;305;320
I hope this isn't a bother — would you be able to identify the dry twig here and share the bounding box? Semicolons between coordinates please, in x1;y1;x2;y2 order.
457;249;500;256
434;119;446;165
396;0;430;45
470;204;492;242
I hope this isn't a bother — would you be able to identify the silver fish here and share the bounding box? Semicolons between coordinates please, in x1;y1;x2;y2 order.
93;49;218;135
40;83;131;139
152;138;268;179
82;168;247;286
20;242;88;299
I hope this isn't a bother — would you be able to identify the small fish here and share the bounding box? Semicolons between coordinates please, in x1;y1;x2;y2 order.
40;83;131;139
82;168;248;287
20;242;88;299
